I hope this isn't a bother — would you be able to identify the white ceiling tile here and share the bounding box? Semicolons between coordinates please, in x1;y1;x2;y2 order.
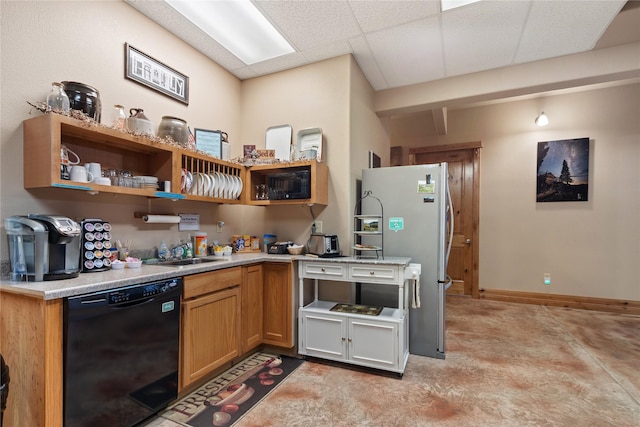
366;16;445;87
246;52;309;76
349;35;389;90
126;1;634;89
515;1;627;64
301;39;353;63
441;1;530;76
348;0;441;33
255;0;361;51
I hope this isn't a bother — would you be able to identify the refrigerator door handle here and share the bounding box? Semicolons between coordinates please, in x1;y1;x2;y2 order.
437;281;445;353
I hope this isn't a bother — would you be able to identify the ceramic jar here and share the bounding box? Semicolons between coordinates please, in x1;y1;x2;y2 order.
157;116;188;145
126;108;154;135
62;81;102;122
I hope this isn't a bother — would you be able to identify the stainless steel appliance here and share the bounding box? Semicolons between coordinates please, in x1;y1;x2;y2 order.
360;164;453;359
307;233;341;257
64;278;182;427
5;214;81;281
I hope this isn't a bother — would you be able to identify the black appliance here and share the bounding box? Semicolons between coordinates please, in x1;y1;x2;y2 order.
267;170;310;200
80;218;114;272
63;278;182;427
5;215;81;281
268;241;294;254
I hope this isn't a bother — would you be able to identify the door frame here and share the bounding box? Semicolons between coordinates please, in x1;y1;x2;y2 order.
409;141;481;298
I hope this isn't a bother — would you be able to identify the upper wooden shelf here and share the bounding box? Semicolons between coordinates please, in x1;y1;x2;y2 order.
22;114;328;206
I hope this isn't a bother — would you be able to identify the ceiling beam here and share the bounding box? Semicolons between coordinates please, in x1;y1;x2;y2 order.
432;107;448;135
374;41;640;117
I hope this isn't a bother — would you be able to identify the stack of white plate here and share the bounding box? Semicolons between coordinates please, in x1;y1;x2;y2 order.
134;176;159;189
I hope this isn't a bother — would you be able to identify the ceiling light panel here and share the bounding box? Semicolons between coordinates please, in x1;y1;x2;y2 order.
165;0;294;65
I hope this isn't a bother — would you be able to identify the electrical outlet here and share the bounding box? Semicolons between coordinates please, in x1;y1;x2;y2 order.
544;273;551;285
314;220;323;234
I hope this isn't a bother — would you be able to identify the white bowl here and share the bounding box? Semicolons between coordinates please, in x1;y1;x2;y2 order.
126;261;142;268
223;250;232;256
111;261;125;270
214;251;224;257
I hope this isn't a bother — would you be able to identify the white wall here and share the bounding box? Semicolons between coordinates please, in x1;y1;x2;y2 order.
399;83;640;300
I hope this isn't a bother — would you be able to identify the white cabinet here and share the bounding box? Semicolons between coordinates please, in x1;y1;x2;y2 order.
298;258;411;374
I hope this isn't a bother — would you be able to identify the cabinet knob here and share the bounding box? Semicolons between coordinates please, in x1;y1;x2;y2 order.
341;337;346;341
321;267;325;272
348;338;352;342
369;271;375;275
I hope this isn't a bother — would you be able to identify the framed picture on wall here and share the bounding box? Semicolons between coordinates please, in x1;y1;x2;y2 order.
536;137;590;202
124;43;189;105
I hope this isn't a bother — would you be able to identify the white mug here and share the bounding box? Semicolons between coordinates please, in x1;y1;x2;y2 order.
70;165;94;183
85;163;102;181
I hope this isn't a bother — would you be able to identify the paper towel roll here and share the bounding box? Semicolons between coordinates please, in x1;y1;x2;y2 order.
143;215;181;224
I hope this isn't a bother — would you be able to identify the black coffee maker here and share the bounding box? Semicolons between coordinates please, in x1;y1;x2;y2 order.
5;214;81;281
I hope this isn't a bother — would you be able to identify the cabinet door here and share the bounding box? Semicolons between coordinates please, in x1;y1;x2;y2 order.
300;312;347;361
262;262;293;347
241;264;263;353
348;318;399;371
181;287;241;388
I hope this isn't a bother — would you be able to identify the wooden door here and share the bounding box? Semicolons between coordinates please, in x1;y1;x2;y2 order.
410;142;480;297
181;286;241;388
241;264;264;352
262;262;293;347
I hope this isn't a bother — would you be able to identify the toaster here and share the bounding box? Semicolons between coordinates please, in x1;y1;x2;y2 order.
307;234;340;256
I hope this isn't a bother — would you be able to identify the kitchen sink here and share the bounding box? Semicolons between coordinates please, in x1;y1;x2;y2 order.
156;257;225;266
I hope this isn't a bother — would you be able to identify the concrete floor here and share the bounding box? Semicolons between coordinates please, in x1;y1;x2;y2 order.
147;296;640;426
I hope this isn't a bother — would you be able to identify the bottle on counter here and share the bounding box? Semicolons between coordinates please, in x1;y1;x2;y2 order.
158;240;170;260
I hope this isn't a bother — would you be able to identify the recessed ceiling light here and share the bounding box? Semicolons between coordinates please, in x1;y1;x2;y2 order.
441;0;482;12
165;0;295;65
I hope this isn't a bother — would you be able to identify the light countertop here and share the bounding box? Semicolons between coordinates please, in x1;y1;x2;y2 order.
0;254;411;300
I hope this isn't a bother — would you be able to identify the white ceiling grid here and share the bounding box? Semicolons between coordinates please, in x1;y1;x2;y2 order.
125;0;628;91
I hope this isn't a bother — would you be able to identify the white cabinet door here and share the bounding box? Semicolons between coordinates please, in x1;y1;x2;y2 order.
348;318;398;371
300;312;347;361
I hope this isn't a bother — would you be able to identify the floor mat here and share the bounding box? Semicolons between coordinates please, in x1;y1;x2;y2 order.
160;352;304;427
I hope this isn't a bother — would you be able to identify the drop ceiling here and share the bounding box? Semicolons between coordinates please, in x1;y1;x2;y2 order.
126;0;634;92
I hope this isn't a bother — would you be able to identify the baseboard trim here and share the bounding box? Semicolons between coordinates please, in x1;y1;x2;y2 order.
478;289;640;315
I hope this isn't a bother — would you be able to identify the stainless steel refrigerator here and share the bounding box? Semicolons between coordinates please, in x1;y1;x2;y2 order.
360;163;452;359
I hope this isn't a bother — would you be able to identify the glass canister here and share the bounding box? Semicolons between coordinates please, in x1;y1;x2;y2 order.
111;104;126;129
157;116;188;145
62;81;102;122
46;82;70;112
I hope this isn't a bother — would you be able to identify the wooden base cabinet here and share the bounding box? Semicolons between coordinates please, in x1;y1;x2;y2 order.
262;262;293;347
241;264;264;353
181;268;242;389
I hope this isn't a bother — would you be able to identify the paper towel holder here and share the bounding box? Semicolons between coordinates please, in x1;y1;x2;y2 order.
134;212;181;224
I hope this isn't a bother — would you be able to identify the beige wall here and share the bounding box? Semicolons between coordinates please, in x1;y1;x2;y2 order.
395;83;640;300
0;1;246;254
240;55;354;245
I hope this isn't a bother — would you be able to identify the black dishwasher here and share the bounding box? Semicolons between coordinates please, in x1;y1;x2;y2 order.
64;278;182;427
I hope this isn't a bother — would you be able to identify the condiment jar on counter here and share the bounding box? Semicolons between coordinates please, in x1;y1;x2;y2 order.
126;108;154;135
157;116;188;145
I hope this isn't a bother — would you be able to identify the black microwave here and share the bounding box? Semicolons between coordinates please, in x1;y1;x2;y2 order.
267;170;311;200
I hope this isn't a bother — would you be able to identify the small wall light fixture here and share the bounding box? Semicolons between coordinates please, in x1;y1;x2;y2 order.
535;112;549;127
